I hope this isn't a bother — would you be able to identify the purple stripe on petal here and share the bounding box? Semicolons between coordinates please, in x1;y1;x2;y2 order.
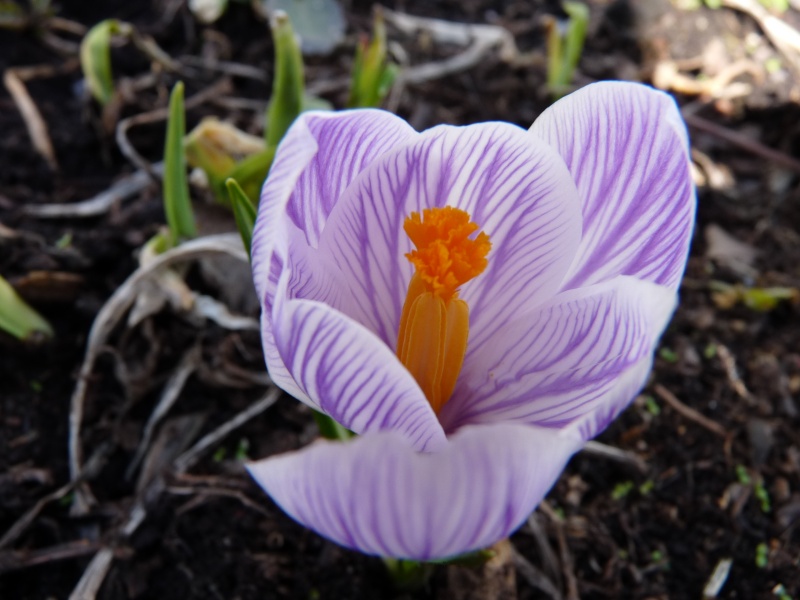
529;81;696;291
286;110;418;248
247;423;583;560
443;276;675;433
317;122;582;349
252;110;419;403
271;269;446;453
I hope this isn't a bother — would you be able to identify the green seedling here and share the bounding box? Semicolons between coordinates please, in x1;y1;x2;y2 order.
226;178;257;255
348;8;398;108
644;395;661;416
80;19;179;106
755;542;769;568
80;19;130;105
234;438;250;461
639;480;655;496
736;465;771;513
0;274;54;341
163;82;197;243
266;11;305;148
659;347;679;363
546;2;589;99
185;118;266;201
710;280;798;312
612;480;635;500
754;480;772;513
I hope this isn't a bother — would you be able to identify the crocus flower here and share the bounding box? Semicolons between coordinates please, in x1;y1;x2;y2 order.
247;81;695;560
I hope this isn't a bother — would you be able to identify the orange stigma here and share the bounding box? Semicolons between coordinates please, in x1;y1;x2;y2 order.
397;207;491;414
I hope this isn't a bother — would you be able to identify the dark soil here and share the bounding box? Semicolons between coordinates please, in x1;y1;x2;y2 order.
2;1;800;598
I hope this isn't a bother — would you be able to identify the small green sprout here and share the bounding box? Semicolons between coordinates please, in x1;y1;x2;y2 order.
348;8;397;108
736;465;771;513
163;81;197;243
266;11;305;149
754;480;772;513
234;438;250;461
755;542;769;568
612;481;635;500
0;275;54;341
30;380;43;392
639;480;655;496
226;178;258;256
659;347;679;363
545;2;589;99
735;464;752;485
54;232;73;249
80;20;179;106
213;446;227;462
703;343;717;359
644;395;661;416
650;550;664;562
80;19;130;105
765;57;782;74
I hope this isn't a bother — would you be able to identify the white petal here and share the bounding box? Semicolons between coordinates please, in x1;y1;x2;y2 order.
248;423;583;559
529;81;695;290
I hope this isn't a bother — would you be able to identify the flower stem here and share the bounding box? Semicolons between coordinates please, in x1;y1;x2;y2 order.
382;558;435;590
312;411;353;441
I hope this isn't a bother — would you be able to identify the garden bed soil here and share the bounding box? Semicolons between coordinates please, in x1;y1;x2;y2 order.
2;0;800;598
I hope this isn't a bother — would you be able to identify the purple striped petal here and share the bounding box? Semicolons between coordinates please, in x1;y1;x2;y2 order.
440;277;675;433
253;108;418;304
247;423;583;559
271;269;446;452
317;123;582;349
529;81;695;291
251;110;419;402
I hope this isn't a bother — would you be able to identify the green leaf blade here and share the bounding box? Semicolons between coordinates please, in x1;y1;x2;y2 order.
225;178;257;255
80;19;120;105
163;81;197;241
266;11;305;148
0;275;54;341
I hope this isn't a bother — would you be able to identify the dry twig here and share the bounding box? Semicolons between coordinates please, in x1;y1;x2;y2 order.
24;163;164;218
174;387;281;474
654;384;729;438
68;234;248;515
2;63;78;170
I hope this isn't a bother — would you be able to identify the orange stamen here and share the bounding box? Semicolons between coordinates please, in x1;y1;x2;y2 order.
397;207;491;414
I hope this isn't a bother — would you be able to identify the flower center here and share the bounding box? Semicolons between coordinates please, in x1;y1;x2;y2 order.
396;207;491;414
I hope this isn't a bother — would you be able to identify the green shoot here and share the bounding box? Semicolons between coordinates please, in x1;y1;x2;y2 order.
227;146;276;203
612;480;635;500
225;178;257;256
234;438;250;461
348;8;397;108
266;11;305;149
163;82;197;243
80;19;130;105
644;395;661;416
312;411;353;441
659;347;678;363
546;2;589;100
755;542;769;568
184;118;264;201
0;274;54;341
